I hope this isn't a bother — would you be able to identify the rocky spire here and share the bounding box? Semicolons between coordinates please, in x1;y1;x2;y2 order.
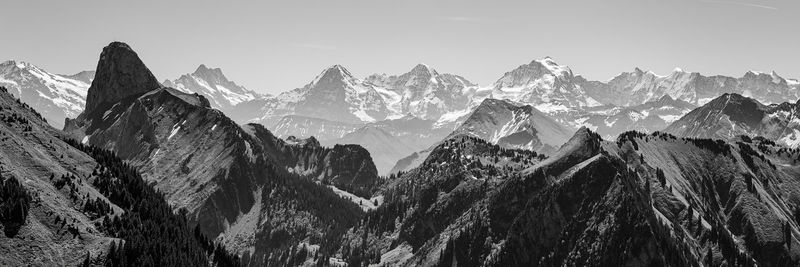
84;42;161;114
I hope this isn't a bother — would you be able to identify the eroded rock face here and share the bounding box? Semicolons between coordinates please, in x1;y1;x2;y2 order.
84;42;160;115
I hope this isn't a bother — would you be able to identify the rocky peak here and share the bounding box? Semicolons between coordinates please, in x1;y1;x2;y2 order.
408;63;439;77
535;57;572;77
313;65;355;84
474;98;515;112
0;60;48;75
192;64;227;82
495;57;573;87
715;93;753;105
652;94;678;106
0;60;26;72
84;42;161;114
285;135;321;147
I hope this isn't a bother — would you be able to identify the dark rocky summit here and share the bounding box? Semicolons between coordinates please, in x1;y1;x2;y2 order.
83;42;161;115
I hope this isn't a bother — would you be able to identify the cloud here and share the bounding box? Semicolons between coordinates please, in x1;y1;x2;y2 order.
294;43;337;50
439;16;488;23
700;0;778;10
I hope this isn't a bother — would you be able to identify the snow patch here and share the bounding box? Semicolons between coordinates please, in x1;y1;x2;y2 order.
168;124;180;140
779;129;800;148
353;109;376;122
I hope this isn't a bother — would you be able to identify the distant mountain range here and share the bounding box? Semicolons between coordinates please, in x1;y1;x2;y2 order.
6;55;798;175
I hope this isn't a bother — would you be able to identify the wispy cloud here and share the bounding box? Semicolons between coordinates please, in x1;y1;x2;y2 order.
439;16;489;23
700;0;778;10
294;43;337;51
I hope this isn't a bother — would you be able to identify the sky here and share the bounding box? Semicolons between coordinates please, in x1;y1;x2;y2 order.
2;0;798;95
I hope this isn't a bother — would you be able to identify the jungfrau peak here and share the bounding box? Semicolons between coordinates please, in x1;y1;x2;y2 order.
489;57;601;127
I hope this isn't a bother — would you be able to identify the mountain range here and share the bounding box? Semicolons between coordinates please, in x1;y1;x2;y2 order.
3;41;800;266
6;54;798;175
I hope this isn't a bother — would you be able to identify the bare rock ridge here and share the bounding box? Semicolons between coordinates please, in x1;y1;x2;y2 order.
84;42;161;115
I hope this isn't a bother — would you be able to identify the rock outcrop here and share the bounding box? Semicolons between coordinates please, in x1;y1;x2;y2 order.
84;42;160;115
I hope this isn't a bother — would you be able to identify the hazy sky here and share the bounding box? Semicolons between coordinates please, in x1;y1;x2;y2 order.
2;0;798;94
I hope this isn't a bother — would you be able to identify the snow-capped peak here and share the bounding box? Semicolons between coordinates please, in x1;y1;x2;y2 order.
410;63;438;76
672;67;685;73
0;59;91;128
770;71;784;83
191;64;232;83
1;60;35;72
534;57;571;77
164;64;259;109
311;64;358;86
194;64;223;76
745;70;762;76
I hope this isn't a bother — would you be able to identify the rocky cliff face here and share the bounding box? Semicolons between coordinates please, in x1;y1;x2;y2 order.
83;42;161;115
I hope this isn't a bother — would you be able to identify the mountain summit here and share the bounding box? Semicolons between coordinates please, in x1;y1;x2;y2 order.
665;93;800;148
164;64;260;111
84;42;160;114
